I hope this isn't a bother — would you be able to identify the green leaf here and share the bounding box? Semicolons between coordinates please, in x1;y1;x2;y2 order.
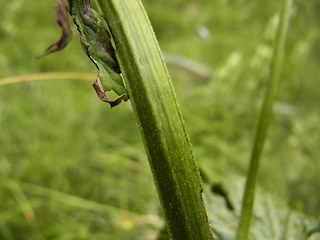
308;222;320;238
71;0;128;107
204;176;319;240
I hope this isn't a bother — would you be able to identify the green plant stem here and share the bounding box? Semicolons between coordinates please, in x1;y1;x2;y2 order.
236;0;292;239
0;73;95;86
94;0;213;239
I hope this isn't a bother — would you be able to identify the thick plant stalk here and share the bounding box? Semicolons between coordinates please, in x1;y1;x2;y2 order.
93;0;213;239
236;0;292;239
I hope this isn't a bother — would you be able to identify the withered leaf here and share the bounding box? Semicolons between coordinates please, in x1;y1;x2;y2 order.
39;0;128;108
38;0;72;58
93;78;126;108
71;0;128;107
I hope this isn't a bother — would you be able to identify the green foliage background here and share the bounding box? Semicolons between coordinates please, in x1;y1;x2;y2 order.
0;0;319;239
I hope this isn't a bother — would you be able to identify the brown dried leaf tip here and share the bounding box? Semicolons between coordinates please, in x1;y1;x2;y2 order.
38;0;72;58
93;79;126;108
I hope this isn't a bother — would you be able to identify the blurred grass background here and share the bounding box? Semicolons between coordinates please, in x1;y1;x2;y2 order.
0;0;319;239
